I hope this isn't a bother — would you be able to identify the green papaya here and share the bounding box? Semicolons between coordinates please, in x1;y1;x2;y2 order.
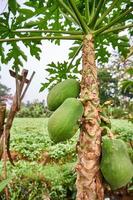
47;79;80;111
101;138;133;190
48;98;83;143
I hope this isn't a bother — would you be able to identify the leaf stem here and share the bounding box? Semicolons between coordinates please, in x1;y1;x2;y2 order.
57;0;80;25
94;8;133;35
69;0;89;34
102;23;133;34
0;35;83;43
85;0;90;22
90;0;96;22
60;9;77;24
89;0;106;28
12;29;82;35
94;0;119;28
68;44;82;70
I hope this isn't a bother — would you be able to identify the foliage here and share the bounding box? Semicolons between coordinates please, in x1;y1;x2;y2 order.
9;118;133;162
121;67;133;98
16;101;46;118
10;118;51;161
0;78;10;102
10;118;78;162
109;106;127;119
0;161;76;200
40;61;80;91
111;119;133;142
0;118;132;198
0;0;132;72
48;139;77;162
0;177;12;193
98;68;119;104
0;0;133;197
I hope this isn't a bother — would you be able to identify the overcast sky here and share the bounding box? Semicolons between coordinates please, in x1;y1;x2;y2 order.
1;41;73;103
0;0;73;103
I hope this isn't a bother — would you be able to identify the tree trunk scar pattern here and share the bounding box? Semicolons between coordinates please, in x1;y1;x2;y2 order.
76;34;104;200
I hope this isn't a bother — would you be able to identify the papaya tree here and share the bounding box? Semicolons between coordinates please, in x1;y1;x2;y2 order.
0;0;133;199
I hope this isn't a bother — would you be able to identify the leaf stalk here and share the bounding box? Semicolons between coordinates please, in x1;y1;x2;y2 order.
69;0;89;34
0;35;83;43
12;29;82;35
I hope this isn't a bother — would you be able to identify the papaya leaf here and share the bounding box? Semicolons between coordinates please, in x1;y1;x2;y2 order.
0;0;133;73
0;44;5;64
5;43;27;69
40;82;50;92
8;0;17;15
68;41;82;59
40;61;79;91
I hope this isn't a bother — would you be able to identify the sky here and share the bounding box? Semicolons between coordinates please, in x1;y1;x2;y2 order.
0;0;73;104
1;41;73;103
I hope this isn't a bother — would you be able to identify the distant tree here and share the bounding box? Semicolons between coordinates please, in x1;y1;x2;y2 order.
98;68;119;104
121;67;133;98
0;78;10;102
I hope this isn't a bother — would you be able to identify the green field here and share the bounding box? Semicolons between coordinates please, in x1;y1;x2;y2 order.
0;118;133;199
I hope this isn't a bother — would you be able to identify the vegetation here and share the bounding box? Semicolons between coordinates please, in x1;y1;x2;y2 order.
0;118;132;199
0;78;10;103
121;67;133;98
0;0;133;199
16;101;50;118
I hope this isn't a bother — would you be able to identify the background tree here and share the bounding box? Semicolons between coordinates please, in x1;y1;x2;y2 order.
121;67;133;98
0;1;133;199
98;68;119;104
0;76;9;137
0;82;10;103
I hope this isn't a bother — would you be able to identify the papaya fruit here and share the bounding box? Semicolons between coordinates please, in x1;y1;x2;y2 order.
48;98;83;143
100;138;133;190
47;79;80;111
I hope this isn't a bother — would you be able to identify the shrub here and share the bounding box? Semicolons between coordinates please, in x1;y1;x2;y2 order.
0;161;76;200
16;101;46;118
108;106;127;119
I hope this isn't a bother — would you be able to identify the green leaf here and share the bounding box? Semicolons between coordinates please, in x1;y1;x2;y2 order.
126;68;133;76
0;44;5;64
40;61;79;91
68;41;82;59
39;82;50;92
19;8;34;18
8;0;17;15
0;0;133;71
5;43;27;69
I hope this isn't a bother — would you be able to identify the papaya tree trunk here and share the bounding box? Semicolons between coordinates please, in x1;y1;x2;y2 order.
76;34;104;200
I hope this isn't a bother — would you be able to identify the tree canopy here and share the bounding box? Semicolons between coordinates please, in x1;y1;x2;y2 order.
0;79;10;102
0;0;132;72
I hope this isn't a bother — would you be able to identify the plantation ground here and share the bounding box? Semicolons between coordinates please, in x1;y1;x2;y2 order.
0;118;133;199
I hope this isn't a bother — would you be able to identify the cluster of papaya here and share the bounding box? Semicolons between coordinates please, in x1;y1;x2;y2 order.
47;79;83;143
100;138;133;190
46;79;133;190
